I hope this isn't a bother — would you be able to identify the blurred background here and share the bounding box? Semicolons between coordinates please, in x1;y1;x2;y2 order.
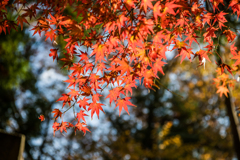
1;1;240;160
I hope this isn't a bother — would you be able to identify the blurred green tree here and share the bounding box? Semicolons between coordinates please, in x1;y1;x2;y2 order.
0;25;65;160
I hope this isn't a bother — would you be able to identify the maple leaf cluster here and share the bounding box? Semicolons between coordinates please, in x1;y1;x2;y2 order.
3;0;240;135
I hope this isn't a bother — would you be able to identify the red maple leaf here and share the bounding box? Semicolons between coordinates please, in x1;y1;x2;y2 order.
213;11;227;30
67;122;74;128
92;93;102;103
90;44;106;63
56;94;72;108
49;49;58;62
52;122;60;136
77;97;89;110
203;27;217;41
38;115;45;121
203;12;213;25
115;58;133;76
17;15;29;30
79;51;89;61
176;48;193;64
141;0;153;12
70;63;84;76
153;59;167;76
194;50;211;62
31;25;42;36
64;75;77;88
153;1;162;20
124;82;137;96
59;52;73;69
76;76;87;86
96;62;106;74
216;63;233;75
106;87;123;105
115;97;136;116
47;13;57;25
59;122;68;134
88;102;105;119
80;85;93;96
68;89;79;99
75;122;90;135
45;29;56;41
22;5;38;20
164;1;182;15
52;109;62;120
223;29;236;42
76;110;88;123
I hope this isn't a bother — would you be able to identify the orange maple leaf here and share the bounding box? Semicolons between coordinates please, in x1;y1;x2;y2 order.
231;51;240;66
216;85;229;97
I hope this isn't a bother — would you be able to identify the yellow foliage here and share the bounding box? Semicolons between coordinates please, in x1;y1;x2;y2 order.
158;122;182;150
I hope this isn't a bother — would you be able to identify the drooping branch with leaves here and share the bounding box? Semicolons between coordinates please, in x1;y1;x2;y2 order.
1;0;240;137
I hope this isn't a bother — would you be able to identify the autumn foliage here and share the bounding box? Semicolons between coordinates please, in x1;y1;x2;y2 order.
2;0;240;135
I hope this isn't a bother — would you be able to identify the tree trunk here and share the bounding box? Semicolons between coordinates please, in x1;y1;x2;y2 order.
225;87;240;159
